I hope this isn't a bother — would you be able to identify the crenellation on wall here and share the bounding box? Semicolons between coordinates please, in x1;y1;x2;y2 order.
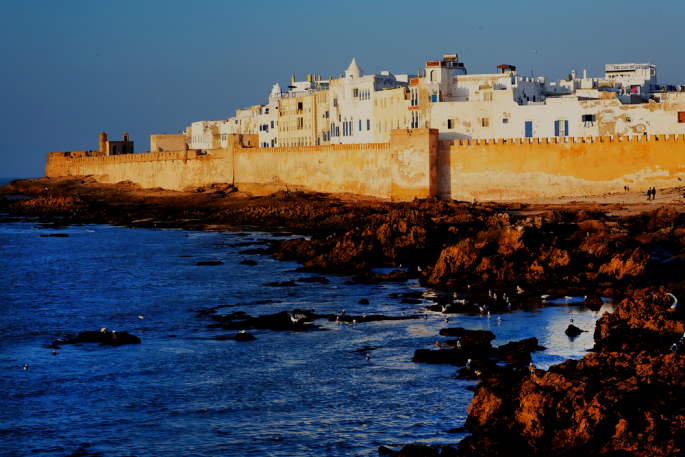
47;128;685;202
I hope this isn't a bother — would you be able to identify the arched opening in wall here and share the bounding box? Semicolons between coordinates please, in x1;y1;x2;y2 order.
430;70;436;82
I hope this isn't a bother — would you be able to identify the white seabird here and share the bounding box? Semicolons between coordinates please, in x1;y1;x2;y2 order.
667;293;678;309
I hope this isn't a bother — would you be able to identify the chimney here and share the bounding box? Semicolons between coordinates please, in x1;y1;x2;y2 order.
291;75;296;84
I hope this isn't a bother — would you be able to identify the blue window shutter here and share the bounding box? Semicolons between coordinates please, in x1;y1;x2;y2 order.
564;120;569;137
525;121;532;138
554;120;560;137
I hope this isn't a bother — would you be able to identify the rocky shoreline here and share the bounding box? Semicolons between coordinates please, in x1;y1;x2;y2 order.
2;177;684;456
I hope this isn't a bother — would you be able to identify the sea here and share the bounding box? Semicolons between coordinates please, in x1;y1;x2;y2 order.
0;192;611;456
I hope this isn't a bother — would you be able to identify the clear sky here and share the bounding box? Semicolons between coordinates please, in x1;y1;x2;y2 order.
2;0;684;178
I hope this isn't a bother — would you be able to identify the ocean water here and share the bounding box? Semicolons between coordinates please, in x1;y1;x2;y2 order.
0;221;610;457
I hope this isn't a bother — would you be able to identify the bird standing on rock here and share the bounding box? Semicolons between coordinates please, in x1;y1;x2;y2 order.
667;293;678;310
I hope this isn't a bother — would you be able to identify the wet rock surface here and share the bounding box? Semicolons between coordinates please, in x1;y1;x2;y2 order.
49;329;141;348
5;178;685;456
198;306;418;332
459;288;685;457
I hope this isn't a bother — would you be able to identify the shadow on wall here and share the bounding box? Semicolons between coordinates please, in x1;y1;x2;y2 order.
438;142;452;200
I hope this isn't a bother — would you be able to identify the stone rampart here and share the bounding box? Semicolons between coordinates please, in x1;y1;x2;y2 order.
46;130;685;201
439;134;685;200
46;129;438;200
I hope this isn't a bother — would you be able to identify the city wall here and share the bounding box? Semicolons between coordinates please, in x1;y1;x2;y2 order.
439;134;685;201
46;129;437;201
46;130;685;201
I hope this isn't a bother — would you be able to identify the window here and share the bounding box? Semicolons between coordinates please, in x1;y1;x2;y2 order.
480;118;490;128
297;118;304;129
353;88;359;97
554;120;569;137
431;93;439;103
367;119;371;131
297;102;303;111
679;112;685;123
483;92;492;101
447;119;453;129
359;119;362;131
502;118;509;124
333;98;338;107
271;120;275;128
581;114;596;126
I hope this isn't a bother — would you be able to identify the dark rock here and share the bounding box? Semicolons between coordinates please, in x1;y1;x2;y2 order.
413;348;467;365
495;337;546;365
565;323;586;338
215;332;256;342
439;327;496;347
583;293;604;311
358;298;370;305
239;259;258;266
209;309;320;332
196;260;224;266
51;329;141;347
40;233;69;237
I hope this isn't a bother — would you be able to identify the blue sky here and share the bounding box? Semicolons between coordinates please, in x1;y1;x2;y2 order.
2;0;684;177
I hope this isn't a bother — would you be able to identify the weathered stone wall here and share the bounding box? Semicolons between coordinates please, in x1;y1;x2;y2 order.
234;143;392;197
46;149;234;191
440;134;685;201
45;129;438;199
47;130;685;201
150;134;187;152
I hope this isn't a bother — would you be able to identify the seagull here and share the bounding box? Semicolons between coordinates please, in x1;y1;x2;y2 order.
365;353;371;361
100;327;108;333
466;358;472;369
487;311;492;319
474;369;482;378
516;285;525;295
138;315;145;320
456;339;462;349
23;364;29;371
239;330;247;334
529;362;536;375
289;312;308;325
667;293;678;309
435;340;442;348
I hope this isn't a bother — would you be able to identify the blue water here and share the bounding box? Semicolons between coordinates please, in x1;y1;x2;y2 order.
0;221;611;457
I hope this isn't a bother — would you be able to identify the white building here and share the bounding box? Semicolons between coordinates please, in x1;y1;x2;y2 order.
182;54;685;150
